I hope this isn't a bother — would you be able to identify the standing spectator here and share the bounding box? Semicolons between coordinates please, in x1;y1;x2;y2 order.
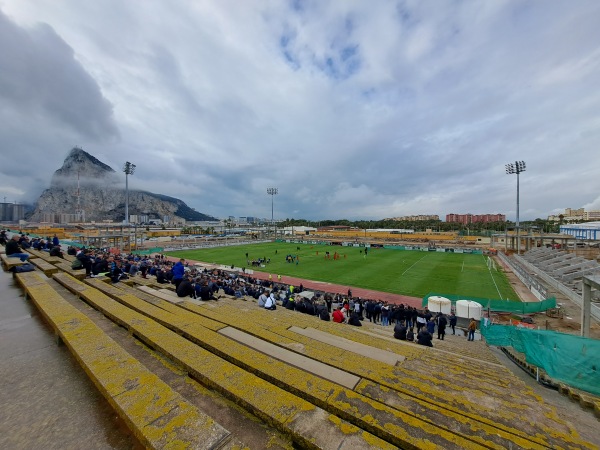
437;313;447;340
449;312;457;335
467;318;477;341
381;304;390;326
171;258;186;288
426;317;436;335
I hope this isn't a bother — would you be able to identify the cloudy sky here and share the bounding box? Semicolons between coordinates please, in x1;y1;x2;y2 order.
1;1;599;222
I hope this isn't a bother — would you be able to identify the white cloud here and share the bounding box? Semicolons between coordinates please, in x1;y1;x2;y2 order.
1;1;599;221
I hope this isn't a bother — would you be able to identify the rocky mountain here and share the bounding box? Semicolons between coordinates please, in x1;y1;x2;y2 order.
29;147;217;223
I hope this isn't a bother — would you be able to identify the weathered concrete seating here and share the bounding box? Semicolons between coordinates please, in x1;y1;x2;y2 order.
54;262;87;280
15;271;233;450
181;298;590;449
70;277;593;449
29;258;60;276
53;273;397;449
27;249;64;264
136;285;184;304
1;254;28;271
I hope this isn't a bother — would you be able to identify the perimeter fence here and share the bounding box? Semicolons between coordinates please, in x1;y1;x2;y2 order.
481;324;600;396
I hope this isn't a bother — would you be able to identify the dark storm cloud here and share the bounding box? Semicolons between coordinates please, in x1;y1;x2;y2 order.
0;10;119;140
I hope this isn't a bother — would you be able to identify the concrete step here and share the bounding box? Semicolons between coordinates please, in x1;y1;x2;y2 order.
51;273;399;449
80;281;589;449
14;271;233;450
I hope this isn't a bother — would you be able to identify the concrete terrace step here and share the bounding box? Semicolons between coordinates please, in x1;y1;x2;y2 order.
51;273;397;450
184;299;581;448
49;276;596;449
29;258;60;276
92;287;588;449
54;262;87;280
14;271;232;450
76;278;496;449
366;322;502;364
26;249;63;264
1;254;28;271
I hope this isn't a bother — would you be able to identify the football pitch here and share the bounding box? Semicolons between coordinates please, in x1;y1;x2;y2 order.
168;242;519;301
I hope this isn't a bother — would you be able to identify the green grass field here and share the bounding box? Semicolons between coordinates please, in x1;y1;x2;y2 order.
168;242;519;300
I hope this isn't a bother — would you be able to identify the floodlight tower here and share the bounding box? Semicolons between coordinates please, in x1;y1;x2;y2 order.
505;161;526;255
267;187;278;238
123;162;136;225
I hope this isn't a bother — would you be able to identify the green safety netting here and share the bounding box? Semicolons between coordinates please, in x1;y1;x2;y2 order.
422;293;556;314
481;324;600;396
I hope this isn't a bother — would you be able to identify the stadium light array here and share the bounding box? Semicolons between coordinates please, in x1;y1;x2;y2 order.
505;161;526;254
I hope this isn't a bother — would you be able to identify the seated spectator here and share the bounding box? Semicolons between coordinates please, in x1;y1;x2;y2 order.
406;329;415;342
49;245;64;259
417;329;433;347
264;293;276;310
394;322;408;340
92;255;109;275
75;249;93;277
176;276;195;298
316;302;330;321
348;311;362;327
332;306;346;323
258;290;269;307
110;259;128;283
199;281;216;301
5;235;30;261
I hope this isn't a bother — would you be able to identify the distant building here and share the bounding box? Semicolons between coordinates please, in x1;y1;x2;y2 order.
317;225;355;232
446;213;506;224
38;212;80;224
548;207;600;222
0;202;25;222
560;222;600;240
386;215;439;221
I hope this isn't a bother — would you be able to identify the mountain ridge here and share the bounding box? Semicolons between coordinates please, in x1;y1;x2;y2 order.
29;147;217;223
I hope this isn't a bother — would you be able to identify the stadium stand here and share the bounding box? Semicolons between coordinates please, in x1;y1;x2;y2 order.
2;246;598;449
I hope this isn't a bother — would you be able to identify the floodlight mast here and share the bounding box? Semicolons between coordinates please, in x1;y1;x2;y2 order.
123;162;136;226
505;161;526;254
267;187;278;238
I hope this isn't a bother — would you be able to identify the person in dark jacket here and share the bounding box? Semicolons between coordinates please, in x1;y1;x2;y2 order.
199;281;216;301
76;249;93;277
449;312;457;335
437;313;448;340
176;276;195;298
394;322;408;340
417;329;433;347
49;245;64;259
5;235;30;261
348;311;362;327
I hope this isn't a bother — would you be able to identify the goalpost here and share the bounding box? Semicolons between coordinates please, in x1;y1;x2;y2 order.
486;256;496;271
